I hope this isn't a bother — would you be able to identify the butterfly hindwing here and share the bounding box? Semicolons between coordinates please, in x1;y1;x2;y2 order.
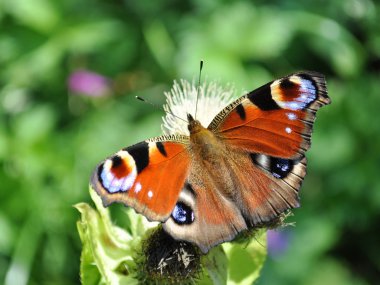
163;168;248;253
232;153;307;226
91;135;190;221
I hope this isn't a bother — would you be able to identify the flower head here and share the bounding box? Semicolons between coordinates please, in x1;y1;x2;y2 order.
267;229;290;258
162;80;236;135
68;70;111;97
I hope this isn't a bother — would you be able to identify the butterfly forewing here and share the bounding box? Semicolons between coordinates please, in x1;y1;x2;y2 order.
209;71;330;160
91;134;190;221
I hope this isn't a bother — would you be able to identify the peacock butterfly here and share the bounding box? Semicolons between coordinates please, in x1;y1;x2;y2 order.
91;71;330;253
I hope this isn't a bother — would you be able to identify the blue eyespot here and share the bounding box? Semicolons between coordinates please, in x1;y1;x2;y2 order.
171;202;194;225
270;158;293;179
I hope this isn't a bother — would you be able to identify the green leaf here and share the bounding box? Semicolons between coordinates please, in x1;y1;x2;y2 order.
4;0;60;33
224;230;267;285
197;231;267;285
75;187;136;285
200;246;228;285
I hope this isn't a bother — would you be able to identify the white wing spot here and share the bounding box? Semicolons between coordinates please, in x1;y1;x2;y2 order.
285;127;292;134
148;190;153;199
286;112;297;120
135;182;142;193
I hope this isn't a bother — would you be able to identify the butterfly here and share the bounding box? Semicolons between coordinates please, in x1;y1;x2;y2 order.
91;71;330;253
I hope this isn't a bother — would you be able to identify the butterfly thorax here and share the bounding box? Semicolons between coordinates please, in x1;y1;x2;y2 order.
187;113;227;163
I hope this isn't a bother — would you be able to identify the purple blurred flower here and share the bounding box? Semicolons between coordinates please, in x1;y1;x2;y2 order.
68;70;111;97
267;229;290;258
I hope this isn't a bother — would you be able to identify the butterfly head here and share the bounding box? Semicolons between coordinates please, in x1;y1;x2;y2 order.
187;113;204;134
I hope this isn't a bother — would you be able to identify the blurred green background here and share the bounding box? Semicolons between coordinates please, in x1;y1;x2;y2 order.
1;0;379;284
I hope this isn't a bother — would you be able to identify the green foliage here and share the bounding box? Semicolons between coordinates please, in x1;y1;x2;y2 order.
1;0;380;284
75;188;141;285
75;187;266;284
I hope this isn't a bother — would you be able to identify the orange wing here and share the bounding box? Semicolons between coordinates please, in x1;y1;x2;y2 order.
163;176;248;253
208;71;330;159
91;134;190;221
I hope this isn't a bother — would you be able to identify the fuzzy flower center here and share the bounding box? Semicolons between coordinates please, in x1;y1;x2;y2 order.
161;80;237;135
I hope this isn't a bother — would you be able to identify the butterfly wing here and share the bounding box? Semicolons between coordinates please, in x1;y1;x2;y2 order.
210;71;330;225
212;71;329;216
163;71;330;252
163;177;248;253
209;71;330;159
91;134;190;221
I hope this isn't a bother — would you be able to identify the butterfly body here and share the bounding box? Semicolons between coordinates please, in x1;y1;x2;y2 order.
91;71;330;253
188;115;229;166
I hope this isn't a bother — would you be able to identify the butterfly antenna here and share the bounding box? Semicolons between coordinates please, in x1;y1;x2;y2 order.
194;60;203;120
135;96;187;123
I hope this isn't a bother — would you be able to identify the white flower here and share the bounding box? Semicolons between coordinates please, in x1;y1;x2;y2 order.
161;80;237;135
